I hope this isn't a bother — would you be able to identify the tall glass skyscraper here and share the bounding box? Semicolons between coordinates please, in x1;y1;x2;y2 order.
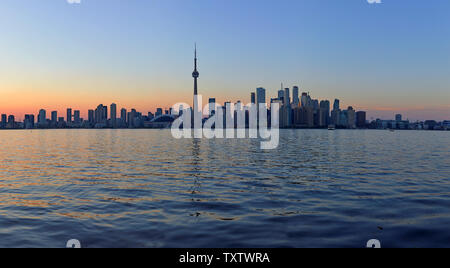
293;86;299;106
256;87;266;106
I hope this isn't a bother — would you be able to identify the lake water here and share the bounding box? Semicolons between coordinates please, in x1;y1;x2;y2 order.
0;129;449;248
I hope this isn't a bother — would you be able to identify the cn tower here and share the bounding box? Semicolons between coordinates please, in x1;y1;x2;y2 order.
192;44;199;96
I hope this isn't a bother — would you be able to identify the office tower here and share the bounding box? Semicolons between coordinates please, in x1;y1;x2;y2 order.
67;108;72;124
331;110;340;126
7;115;15;128
178;105;184;116
331;99;341;126
128;109;137;128
278;90;285;100
121;108;127;125
95;104;108;125
333;99;340;111
209;98;216;117
110;103;117;127
88;110;95;124
38;109;46;126
103;105;108;122
284;88;291;105
356;111;367;128
319;100;330;127
256;87;266;106
283;88;292;127
293;106;314;128
236;100;242;110
148;112;154;120
396;114;402;121
74;110;81;124
301;93;309;107
293;86;299;106
339;110;348;128
251;92;256;104
311;100;318;110
156;108;163;117
1;114;6;128
24;114;34;129
29;114;35;128
51;111;57;124
347;107;356;129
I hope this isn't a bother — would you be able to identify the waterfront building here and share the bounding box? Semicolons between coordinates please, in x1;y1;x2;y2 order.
347;106;356;129
24;114;34;129
156;108;163;117
1;114;7;128
7;115;15;128
209;98;216;117
333;99;340;111
319;100;330;127
110;103;117;128
67;108;72;124
292;86;299;107
38;109;47;127
356;111;367;128
74;110;81;124
120;108;127;126
88;110;95;124
257;87;266;106
51;111;58;125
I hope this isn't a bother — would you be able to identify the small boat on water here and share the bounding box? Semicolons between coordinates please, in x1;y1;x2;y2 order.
328;125;335;130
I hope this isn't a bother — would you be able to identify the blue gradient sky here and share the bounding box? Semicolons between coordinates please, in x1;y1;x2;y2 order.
0;0;449;121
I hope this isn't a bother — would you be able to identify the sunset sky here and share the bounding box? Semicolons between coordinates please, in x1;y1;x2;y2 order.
0;0;449;121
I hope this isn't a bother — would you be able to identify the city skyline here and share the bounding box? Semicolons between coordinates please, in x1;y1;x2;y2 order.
1;0;449;121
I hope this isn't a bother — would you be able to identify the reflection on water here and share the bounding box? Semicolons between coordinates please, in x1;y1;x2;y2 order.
0;129;449;247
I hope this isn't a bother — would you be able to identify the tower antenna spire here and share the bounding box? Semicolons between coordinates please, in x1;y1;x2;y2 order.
192;43;199;96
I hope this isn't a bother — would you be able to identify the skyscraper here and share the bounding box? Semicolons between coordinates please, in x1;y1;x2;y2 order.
251;92;256;104
293;86;299;106
347;106;356;129
38;109;46;125
331;99;341;126
88;110;95;124
7;115;15;128
301;93;310;107
121;108;127;126
1;114;7;128
256;87;266;106
74;110;81;124
110;103;117;127
67;108;72;124
356;111;367;128
333;99;340;111
278;90;284;100
209;98;216;117
24;114;35;129
51;111;58;124
319;100;330;127
283;88;292;127
128;109;137;128
284;88;291;105
156;108;163;117
95;104;107;125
